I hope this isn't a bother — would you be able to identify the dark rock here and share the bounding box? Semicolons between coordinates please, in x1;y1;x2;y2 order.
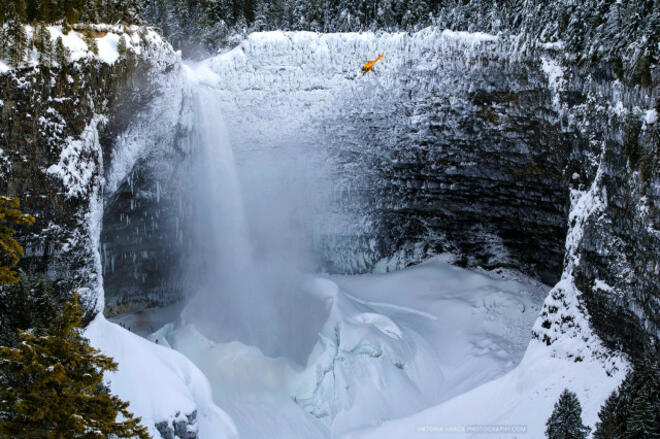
156;410;198;439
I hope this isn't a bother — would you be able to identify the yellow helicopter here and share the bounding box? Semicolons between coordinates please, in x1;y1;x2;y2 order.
361;52;384;75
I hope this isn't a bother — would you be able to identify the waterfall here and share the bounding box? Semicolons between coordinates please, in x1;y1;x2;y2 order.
181;79;327;362
182;84;259;345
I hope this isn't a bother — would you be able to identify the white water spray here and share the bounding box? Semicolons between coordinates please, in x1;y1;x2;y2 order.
181;73;327;362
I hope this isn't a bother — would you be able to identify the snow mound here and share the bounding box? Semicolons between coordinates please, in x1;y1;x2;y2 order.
85;316;237;439
345;341;627;439
294;262;548;436
150;260;547;438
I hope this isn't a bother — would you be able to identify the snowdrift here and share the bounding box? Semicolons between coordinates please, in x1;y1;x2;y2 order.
86;317;237;439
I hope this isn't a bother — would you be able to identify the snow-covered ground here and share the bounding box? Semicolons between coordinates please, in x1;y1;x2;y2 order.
346;341;625;439
109;259;551;438
101;258;626;438
85;316;237;439
0;24;172;72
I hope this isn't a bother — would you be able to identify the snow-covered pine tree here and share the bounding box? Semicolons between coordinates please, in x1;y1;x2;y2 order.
624;351;660;438
83;28;99;55
545;389;591;439
593;350;660;439
0;293;151;438
55;35;71;65
593;391;623;439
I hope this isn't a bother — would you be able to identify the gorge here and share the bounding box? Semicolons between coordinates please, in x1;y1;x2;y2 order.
0;7;658;439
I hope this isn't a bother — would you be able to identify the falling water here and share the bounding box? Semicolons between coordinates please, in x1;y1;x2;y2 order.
182;85;258;342
182;81;327;362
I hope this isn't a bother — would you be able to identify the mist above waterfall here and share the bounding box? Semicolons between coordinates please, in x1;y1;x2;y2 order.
181;65;330;363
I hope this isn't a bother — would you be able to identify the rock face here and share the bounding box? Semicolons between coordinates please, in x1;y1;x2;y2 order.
100;60;191;315
0;27;179;318
560;69;659;358
155;410;199;439
334;49;572;286
203;31;658;358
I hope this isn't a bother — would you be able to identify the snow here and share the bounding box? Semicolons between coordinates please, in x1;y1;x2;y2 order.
46;115;105;198
542;41;565;50
593;279;615;294
541;56;565;109
440;29;498;42
643;108;657;124
85;316;237;439
147;260;548;438
0;25;170;72
345;341;626;439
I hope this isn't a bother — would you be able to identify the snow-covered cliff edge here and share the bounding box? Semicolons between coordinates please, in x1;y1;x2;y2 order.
0;25;182;317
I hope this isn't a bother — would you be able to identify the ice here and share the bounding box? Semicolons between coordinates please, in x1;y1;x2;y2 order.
147;260;548;438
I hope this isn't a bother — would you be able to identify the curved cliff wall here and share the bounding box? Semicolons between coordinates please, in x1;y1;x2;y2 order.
3;26;656;358
201;30;658;357
203;31;573;282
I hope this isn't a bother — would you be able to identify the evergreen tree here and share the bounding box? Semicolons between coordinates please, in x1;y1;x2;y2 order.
0;197;35;286
35;25;54;67
0;293;151;438
117;34;128;56
593;391;624;439
25;0;41;22
7;21;28;66
0;23;9;59
39;0;59;23
0;273;68;347
15;0;28;21
55;36;71;65
546;389;591;439
594;350;660;439
61;0;82;25
83;28;99;55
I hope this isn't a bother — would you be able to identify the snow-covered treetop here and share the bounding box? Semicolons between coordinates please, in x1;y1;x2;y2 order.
0;24;175;74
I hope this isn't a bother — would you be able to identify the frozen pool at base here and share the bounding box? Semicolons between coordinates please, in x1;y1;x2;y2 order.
135;258;549;438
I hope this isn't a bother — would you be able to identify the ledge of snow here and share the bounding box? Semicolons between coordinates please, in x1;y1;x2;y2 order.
86;316;237;439
0;24;174;72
